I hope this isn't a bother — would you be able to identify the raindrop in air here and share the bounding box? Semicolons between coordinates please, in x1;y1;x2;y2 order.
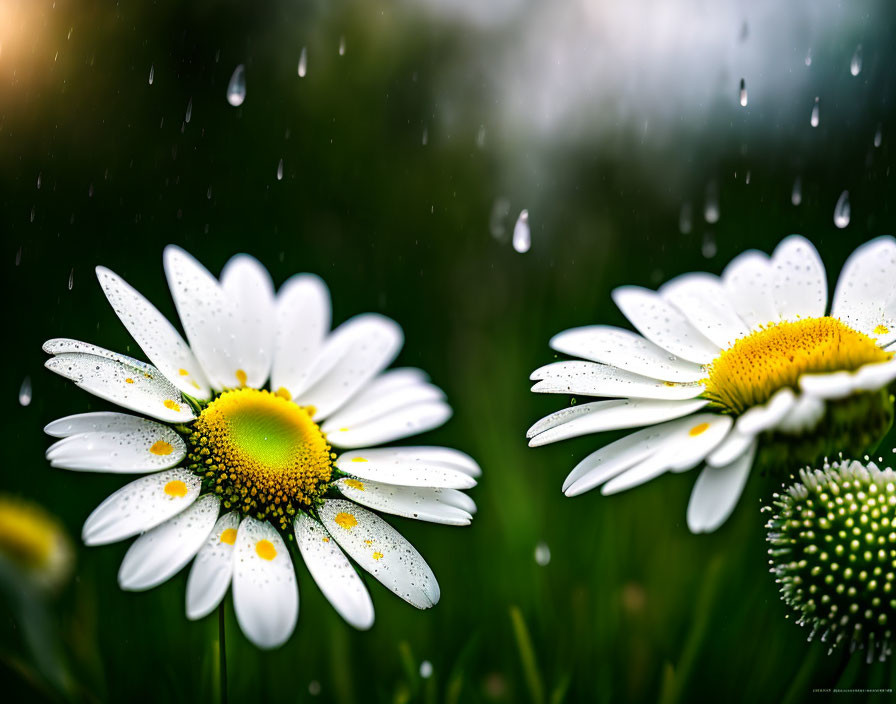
421;127;428;146
833;190;850;229
490;197;511;241
703;182;719;224
18;376;32;407
298;47;307;78
702;232;717;259
476;124;486;148
308;681;321;696
805;48;812;67
874;124;882;148
678;202;693;234
338;36;346;56
185;97;193;123
68;268;74;290
738;78;747;107
810;97;819;128
791;177;802;206
512;210;531;253
207;185;212;199
850;44;863;76
148;64;154;85
227;65;246;107
419;661;433;679
36;172;42;189
745;170;751;185
534;541;551;566
276;158;284;181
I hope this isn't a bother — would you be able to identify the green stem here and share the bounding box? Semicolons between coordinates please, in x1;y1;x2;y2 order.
219;602;228;704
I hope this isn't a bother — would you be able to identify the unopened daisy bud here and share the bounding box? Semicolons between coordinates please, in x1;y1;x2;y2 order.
0;495;73;593
766;458;896;662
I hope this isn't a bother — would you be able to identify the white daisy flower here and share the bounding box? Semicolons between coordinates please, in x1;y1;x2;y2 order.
44;246;478;649
528;235;896;534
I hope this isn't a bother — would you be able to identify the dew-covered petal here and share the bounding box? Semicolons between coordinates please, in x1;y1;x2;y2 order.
336;446;480;478
334;448;476;489
186;512;241;620
530;361;704;400
271;274;331;396
322;377;445;432
686;440;756;533
659;273;750;349
770;236;827;321
118;495;220;591
220;254;277;388
82;468;201;546
44;339;195;423
527;398;708;447
735;387;796;435
334;478;473;525
325;400;452;449
548;326;705;382
293;314;404;419
295;514;374;630
232;517;299;649
46;413;185;472
611;286;720;364
96;266;211;399
319;499;439;609
721;250;780;330
831;236;896;344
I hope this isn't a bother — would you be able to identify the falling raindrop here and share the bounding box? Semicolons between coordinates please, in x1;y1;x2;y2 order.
148;64;154;85
791;177;802;206
88;183;94;197
15;246;22;266
703;182;720;224
874;124;882;148
534;541;551;566
18;376;32;406
745;170;751;185
227;65;246;107
805;48;812;67
276;158;284;181
30;206;35;222
738;78;747;107
512;210;531;253
476;124;486;148
850;44;863;77
678;202;693;234
419;661;433;679
68;268;74;290
338;36;346;56
701;232;717;259
490;198;511;241
184;97;193;123
207;185;212;199
810;97;819;128
833;191;850;229
36;172;42;189
298;47;307;78
308;681;321;696
421;127;428;146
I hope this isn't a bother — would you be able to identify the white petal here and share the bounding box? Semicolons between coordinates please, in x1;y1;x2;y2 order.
735;387;797;435
831;236;896;344
294;314;404;419
186;512;241;620
527;398;708;447
325;400;452;449
334;478;473;525
96;266;211;399
799;371;856;400
295;514;374;630
322;377;445;431
854;358;896;391
318;499;439;609
335;446;480;477
659;273;750;349
82;468;201;546
706;428;754;467
334;449;476;489
271;274;331;396
775;394;825;434
611;286;720;363
44;339;195;423
220;254;277;388
435;489;478;515
686;440;756;533
530;361;704;400
770;236;827;321
548;326;705;382
232;518;298;649
118;495;220;591
46;413;185;472
721;250;780;330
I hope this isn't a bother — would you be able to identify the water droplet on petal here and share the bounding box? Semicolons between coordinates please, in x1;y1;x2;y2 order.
419;661;433;679
227;65;246;107
184;97;193;123
810;97;819;128
534;541;551;566
739;78;747;107
276;158;284;181
703;181;719;224
18;376;32;406
298;47;307;78
338;36;346;56
148;64;154;85
850;44;863;77
68;268;74;290
678;202;692;234
791;177;802;206
833;190;850;229
512;210;531;253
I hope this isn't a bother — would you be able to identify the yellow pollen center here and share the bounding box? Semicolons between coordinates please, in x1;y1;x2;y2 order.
149;440;174;456
235;369;248;386
255;539;277;560
372;551;384;560
220;528;237;545
344;479;365;490
703;317;890;415
189;388;332;531
164;399;181;412
164;480;188;497
334;512;358;529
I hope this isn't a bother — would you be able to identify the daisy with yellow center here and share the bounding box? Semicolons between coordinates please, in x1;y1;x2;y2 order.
43;246;479;649
528;236;896;533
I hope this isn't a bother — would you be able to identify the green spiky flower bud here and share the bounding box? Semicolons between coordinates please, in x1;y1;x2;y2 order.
764;458;896;662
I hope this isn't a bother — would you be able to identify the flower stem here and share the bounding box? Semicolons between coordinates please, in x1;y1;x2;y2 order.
218;602;228;704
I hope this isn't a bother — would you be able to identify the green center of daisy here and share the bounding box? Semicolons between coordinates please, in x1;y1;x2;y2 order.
704;317;890;415
187;388;333;530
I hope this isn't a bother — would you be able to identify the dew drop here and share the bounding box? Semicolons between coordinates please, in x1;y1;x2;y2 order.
810;97;819;128
298;47;307;78
833;190;850;229
68;268;74;290
18;376;32;407
185;97;193;123
678;202;692;234
739;78;747;107
338;36;346;56
148;64;154;85
791;177;802;206
534;541;551;566
512;210;531;253
227;64;246;107
874;124;882;148
276;158;284;181
850;44;863;77
419;661;433;679
703;181;719;224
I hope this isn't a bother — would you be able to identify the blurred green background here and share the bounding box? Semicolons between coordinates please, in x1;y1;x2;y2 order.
3;0;896;701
